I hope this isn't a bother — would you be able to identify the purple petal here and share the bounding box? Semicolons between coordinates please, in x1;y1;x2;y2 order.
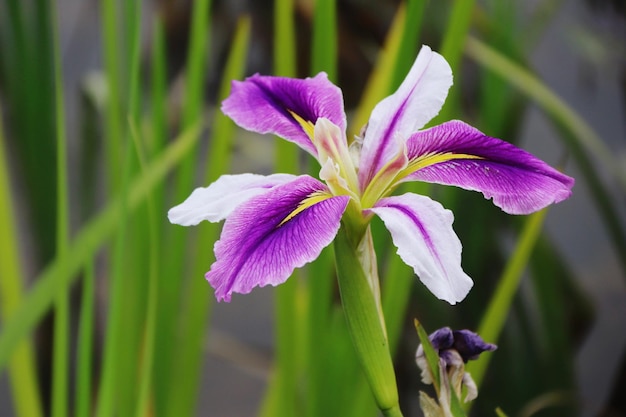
168;173;297;226
222;73;346;157
429;327;454;350
404;120;575;214
358;45;453;189
207;175;349;302
366;194;473;304
451;329;497;362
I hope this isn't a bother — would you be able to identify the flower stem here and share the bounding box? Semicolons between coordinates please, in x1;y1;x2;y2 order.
334;225;402;415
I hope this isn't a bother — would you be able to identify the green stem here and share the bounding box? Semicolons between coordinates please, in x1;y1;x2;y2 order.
334;225;401;415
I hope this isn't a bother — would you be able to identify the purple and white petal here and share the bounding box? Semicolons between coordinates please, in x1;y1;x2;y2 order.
366;193;473;304
404;120;574;214
222;73;346;156
207;175;350;302
168;173;297;226
358;45;453;188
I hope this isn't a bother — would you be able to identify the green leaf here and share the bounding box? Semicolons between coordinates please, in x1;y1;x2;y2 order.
464;209;548;413
163;16;251;417
0;103;43;417
0;124;202;373
350;2;407;138
311;0;337;80
414;319;441;390
51;0;70;415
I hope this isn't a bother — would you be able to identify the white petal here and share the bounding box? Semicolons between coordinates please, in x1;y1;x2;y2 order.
358;45;453;187
168;173;296;225
369;45;452;136
366;193;473;304
463;372;478;402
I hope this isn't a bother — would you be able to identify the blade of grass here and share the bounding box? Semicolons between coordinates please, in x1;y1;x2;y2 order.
171;0;212;198
51;0;70;415
311;0;336;80
0;103;43;417
464;208;549;412
2;0;58;264
305;2;339;415
75;261;95;417
150;17;167;157
414;320;441;396
128;119;159;417
163;16;251;417
100;0;123;192
527;238;580;415
390;0;426;91
157;2;213;406
0;123;201;373
434;0;476;124
440;0;475;72
115;2;146;414
95;129;135;417
181;0;212;129
272;0;301;415
350;2;406;138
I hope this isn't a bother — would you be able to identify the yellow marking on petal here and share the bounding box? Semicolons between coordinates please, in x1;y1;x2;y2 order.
402;152;484;177
277;191;333;227
288;110;315;140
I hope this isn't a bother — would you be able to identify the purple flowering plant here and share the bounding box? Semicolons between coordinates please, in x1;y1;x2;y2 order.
169;45;572;303
169;45;573;416
415;326;497;416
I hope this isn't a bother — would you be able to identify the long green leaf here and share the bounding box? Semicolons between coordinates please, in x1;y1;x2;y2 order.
350;2;407;138
95;128;135;417
100;0;123;192
435;0;476;124
269;1;300;416
311;0;337;80
128;119;159;417
0;124;201;373
464;209;548;412
157;3;213;403
390;0;426;91
75;262;95;417
163;16;251;417
0;104;43;417
51;1;70;415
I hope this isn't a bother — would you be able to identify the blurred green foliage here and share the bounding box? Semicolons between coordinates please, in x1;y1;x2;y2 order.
0;0;624;416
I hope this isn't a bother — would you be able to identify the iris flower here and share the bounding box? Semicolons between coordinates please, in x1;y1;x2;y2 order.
168;45;573;304
416;327;497;403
